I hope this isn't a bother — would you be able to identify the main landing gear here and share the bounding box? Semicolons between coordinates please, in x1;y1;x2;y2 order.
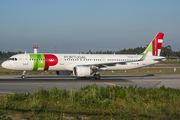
21;71;26;79
94;74;101;79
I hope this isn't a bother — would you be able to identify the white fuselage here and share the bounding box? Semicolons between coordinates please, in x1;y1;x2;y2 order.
2;53;164;72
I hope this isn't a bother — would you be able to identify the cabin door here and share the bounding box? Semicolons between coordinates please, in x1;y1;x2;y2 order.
60;56;64;65
23;55;28;65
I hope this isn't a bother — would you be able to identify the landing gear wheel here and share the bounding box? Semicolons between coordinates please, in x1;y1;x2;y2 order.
93;74;97;79
21;71;26;79
94;74;101;79
21;75;26;79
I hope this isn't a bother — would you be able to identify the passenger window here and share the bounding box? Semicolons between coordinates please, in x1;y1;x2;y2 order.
15;58;17;61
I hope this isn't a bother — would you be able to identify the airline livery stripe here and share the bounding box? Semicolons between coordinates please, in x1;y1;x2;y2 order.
158;39;163;43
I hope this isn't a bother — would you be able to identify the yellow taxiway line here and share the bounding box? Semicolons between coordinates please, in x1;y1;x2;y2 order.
104;82;119;86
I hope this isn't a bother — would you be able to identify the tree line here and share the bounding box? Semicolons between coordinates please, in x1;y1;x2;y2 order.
82;45;180;58
0;45;179;59
0;51;24;60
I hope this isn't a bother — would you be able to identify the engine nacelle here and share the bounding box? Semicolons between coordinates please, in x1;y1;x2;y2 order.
56;71;72;75
73;66;93;77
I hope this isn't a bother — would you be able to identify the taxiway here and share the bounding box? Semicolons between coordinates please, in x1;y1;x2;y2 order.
0;74;180;93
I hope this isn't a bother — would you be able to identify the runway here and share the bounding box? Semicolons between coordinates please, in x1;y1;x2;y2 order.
0;74;180;93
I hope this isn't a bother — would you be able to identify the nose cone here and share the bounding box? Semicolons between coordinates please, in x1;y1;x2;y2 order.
1;61;9;69
1;62;6;68
1;61;16;70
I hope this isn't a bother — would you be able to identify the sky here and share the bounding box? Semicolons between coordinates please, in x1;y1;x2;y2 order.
0;0;180;53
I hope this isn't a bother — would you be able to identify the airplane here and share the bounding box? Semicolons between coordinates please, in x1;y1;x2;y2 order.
1;33;165;79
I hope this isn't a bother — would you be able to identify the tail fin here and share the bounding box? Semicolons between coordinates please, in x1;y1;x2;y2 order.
141;33;164;56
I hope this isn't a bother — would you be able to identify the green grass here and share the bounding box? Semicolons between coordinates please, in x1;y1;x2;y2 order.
0;68;180;75
0;85;180;119
155;60;180;65
99;68;180;75
0;68;56;75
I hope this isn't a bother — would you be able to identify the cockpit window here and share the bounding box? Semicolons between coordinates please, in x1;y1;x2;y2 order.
8;58;18;61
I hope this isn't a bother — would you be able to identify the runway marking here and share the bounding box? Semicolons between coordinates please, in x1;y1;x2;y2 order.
104;82;119;86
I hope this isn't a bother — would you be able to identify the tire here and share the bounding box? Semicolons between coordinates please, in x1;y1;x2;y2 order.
94;74;101;79
93;74;97;79
96;74;101;79
21;75;25;79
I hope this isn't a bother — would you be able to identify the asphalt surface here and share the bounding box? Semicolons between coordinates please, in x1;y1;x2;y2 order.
0;74;180;93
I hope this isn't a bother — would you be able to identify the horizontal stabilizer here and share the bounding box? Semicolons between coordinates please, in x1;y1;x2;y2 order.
153;57;166;61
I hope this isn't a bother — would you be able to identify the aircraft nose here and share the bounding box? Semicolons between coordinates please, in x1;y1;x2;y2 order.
1;61;7;69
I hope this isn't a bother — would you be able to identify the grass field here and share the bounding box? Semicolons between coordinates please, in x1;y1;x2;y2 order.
0;85;180;119
0;67;179;75
155;60;180;66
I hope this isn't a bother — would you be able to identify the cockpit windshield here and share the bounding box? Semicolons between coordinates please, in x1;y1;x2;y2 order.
8;58;17;61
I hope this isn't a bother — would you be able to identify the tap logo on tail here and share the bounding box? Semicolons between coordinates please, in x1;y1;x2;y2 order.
142;33;164;56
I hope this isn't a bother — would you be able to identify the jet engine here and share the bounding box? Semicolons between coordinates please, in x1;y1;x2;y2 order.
56;71;72;75
73;66;93;77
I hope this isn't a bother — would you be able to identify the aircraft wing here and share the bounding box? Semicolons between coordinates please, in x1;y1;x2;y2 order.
78;50;149;68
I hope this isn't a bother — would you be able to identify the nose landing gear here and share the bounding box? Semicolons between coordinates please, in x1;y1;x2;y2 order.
21;71;26;79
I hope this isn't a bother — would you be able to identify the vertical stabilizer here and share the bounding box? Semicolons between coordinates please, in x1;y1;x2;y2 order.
142;33;164;56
